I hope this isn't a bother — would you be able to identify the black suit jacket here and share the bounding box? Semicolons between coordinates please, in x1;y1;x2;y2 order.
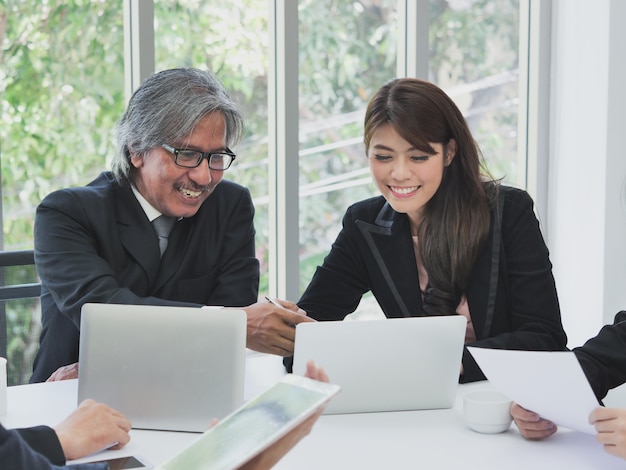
14;426;64;466
31;172;259;382
293;185;567;382
574;311;626;401
1;425;105;469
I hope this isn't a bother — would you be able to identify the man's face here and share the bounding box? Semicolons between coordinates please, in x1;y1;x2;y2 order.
130;113;228;218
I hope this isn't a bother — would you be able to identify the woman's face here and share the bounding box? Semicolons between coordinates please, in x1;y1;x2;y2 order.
367;124;455;232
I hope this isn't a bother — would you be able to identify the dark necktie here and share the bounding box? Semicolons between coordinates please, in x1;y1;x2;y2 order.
152;215;176;257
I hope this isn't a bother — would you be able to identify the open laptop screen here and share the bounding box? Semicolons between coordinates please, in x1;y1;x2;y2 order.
293;315;466;414
78;303;247;432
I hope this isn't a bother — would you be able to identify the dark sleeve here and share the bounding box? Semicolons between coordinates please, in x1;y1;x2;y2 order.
284;206;372;372
0;424;108;469
574;311;626;400
15;425;65;465
297;206;371;320
462;188;567;382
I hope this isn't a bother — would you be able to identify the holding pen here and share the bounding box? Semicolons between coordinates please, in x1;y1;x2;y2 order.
265;296;313;319
265;296;284;308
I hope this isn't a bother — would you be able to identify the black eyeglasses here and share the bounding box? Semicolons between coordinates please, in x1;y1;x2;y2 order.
160;144;236;170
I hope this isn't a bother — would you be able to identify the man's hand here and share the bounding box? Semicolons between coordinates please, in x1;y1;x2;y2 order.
242;299;315;356
510;402;557;440
47;362;79;382
54;399;132;460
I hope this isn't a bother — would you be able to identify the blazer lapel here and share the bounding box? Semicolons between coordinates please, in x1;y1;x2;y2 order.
465;198;500;340
356;202;424;317
152;218;190;291
115;188;161;285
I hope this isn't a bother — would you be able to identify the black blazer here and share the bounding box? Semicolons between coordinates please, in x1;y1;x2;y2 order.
293;185;567;382
31;172;259;382
574;311;626;401
2;424;107;469
13;426;65;467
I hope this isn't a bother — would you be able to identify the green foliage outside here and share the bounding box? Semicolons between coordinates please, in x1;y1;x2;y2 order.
0;265;39;384
1;0;125;250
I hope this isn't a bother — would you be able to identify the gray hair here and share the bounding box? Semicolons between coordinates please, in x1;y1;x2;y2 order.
111;68;245;183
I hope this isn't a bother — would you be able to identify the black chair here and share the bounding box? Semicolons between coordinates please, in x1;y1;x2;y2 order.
0;250;41;385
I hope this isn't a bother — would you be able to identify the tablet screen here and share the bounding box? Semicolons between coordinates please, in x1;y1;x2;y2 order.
160;375;340;470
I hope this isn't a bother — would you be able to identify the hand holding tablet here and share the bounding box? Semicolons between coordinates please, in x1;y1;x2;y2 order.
159;373;340;470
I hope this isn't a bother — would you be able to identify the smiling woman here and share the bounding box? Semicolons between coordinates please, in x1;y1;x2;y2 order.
287;77;568;384
367;129;453;234
363;78;492;294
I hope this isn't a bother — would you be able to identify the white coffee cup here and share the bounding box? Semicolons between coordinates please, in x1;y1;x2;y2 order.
0;357;7;419
463;389;512;434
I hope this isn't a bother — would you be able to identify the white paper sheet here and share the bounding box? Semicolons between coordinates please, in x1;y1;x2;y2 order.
467;347;599;434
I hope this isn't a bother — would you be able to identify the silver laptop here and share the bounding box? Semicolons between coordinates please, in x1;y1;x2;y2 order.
293;315;466;414
78;303;247;432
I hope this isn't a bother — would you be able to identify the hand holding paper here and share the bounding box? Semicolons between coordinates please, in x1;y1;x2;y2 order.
467;347;599;434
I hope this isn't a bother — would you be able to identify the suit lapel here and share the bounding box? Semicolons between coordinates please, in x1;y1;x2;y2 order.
356;203;424;317
465;201;499;340
115;187;161;286
152;218;190;291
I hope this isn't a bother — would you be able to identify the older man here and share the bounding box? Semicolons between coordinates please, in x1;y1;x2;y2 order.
31;68;309;383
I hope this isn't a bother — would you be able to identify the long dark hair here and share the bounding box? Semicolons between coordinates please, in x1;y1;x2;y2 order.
364;78;497;315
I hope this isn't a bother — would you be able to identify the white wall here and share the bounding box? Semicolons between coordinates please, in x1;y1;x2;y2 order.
548;0;626;349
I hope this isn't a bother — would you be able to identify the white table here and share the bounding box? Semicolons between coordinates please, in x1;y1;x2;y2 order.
2;354;624;469
274;380;623;470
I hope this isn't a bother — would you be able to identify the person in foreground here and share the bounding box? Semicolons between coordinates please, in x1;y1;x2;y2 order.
512;310;626;460
1;361;329;469
31;67;312;383
0;398;131;469
286;77;567;382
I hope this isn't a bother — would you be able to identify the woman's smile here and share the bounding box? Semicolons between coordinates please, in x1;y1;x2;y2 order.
389;185;419;197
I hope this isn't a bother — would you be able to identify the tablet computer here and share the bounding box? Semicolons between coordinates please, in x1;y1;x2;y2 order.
159;374;340;470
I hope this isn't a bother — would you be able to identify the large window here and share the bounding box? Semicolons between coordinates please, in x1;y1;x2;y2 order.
0;0;525;383
0;1;124;251
297;0;398;293
152;0;522;297
153;0;272;290
0;0;124;384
